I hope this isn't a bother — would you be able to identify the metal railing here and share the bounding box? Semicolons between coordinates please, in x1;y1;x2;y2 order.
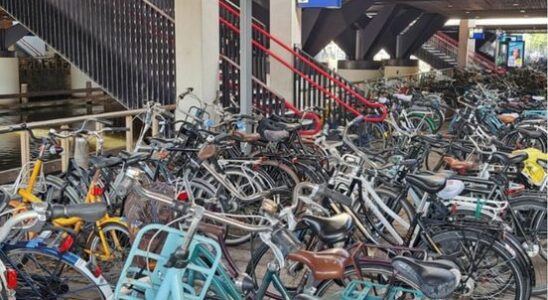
219;54;285;116
430;32;497;70
0;0;176;108
0;104;175;173
218;0;387;126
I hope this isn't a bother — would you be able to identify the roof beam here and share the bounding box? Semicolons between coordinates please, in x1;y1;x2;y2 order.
302;0;375;56
396;13;447;58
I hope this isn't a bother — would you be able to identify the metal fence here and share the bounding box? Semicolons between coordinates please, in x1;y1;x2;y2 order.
0;0;176;108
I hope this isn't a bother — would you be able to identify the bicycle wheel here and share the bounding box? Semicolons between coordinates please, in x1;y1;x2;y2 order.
43;175;82;205
217;168;273;246
245;241;303;299
423;229;527;299
406;115;434;134
86;222;131;287
315;262;419;299
506;197;547;295
1;244;111;299
352;187;415;246
502;127;547;152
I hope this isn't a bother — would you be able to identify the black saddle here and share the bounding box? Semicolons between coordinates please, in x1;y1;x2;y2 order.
406;174;447;193
89;156;123;169
392;256;459;299
118;151;149;164
517;127;543;139
490;151;528;165
299;213;353;245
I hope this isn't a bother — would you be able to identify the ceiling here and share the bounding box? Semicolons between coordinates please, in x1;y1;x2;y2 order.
372;0;547;18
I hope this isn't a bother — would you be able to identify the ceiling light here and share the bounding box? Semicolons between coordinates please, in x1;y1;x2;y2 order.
512;3;519;6
520;9;526;13
448;4;453;8
475;16;480;19
465;11;470;14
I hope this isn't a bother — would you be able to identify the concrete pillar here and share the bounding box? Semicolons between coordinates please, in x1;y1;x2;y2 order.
457;20;475;68
175;0;219;116
70;64;100;96
269;0;301;103
0;57;20;105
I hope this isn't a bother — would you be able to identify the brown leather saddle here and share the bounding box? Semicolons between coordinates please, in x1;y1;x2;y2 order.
443;157;476;172
497;114;517;124
287;248;349;281
232;131;261;142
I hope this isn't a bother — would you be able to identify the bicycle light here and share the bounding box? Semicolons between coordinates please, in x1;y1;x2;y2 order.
116;167;143;197
58;235;74;254
5;268;16;290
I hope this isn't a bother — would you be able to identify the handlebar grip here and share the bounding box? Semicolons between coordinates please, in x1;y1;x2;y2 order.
49;203;107;222
317;185;353;207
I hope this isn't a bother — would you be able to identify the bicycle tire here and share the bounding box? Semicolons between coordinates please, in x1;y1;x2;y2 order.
1;243;112;299
422;229;528;299
86;222;131;287
43;175;82;205
315;262;419;298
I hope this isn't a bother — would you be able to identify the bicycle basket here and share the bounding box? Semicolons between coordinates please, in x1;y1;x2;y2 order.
341;280;424;300
114;224;222;300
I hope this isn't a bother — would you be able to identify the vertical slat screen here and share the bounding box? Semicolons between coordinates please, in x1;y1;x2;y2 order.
0;0;176;109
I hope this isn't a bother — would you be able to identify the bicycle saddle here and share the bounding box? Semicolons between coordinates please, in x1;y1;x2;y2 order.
90;156;123;169
281;122;303;132
197;144;217;160
263;130;289;142
497;114;518;124
491;151;528;165
299;213;353;245
443;157;476;171
405;174;446;193
287;248;349;281
437;179;465;200
517;127;543;139
392;256;460;299
232;131;260;142
119;151;149;164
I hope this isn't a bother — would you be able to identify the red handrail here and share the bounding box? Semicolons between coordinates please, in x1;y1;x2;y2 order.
220;18;366;118
219;0;387;123
434;32;496;70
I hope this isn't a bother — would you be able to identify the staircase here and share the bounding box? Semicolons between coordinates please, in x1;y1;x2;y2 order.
218;0;386;127
0;0;385;128
415;32;497;70
0;0;176;109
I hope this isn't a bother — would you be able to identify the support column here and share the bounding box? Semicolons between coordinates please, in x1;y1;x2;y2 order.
457;19;471;68
240;0;252;121
175;0;219;116
269;0;301;103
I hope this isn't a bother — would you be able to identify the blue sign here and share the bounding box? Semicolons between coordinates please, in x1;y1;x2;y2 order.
472;32;485;40
297;0;342;9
